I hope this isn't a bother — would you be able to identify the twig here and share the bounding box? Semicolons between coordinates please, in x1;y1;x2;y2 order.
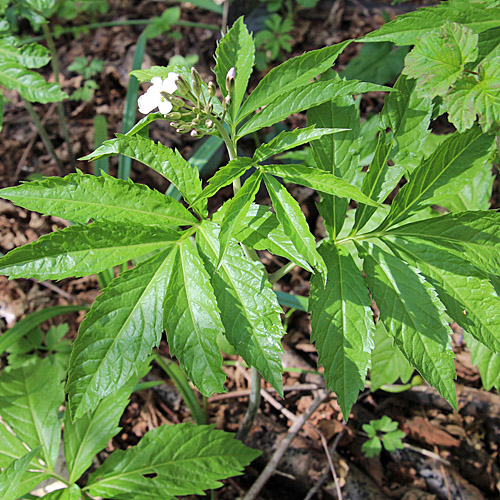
208;384;320;402
31;279;76;302
403;443;451;466
236;366;261;441
243;389;330;500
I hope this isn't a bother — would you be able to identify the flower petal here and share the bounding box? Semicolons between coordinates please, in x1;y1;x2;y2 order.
138;92;158;114
158;99;173;115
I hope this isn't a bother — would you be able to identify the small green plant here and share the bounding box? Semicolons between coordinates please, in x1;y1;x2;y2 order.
68;56;104;101
255;13;293;70
361;416;406;457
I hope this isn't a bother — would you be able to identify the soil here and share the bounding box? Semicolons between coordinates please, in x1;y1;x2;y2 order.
1;1;499;499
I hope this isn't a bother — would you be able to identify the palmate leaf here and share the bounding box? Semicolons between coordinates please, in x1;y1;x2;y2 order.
253;126;343;163
370;321;414;391
163;239;226;396
379;126;495;229
198;222;285;395
86;423;260;499
0;222;181;280
239;40;351;122
230;204;313;272
465;331;500;391
64;373;144;482
0;449;46;500
214;16;254;123
445;57;500;133
360;0;500;45
218;170;262;266
263;174;326;275
0;357;64;469
387;211;500;275
237;79;389;138
386;236;500;354
81;134;206;216
309;242;375;418
403;22;478;98
360;242;457;407
67;248;177;419
0;62;67;103
0;171;197;226
262;164;381;208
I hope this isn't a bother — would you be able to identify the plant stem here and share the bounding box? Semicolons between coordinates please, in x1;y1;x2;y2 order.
42;23;75;171
268;261;297;284
236;367;261;441
22;99;65;175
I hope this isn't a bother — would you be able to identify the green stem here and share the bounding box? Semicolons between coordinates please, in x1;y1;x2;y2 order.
268;261;297;284
212;118;237;160
235;367;261;441
22;99;65;175
41;23;75;171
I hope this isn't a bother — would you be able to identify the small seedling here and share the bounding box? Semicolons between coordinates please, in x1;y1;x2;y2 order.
362;416;406;457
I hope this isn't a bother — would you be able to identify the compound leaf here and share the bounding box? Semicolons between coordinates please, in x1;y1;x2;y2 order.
465;331;500;391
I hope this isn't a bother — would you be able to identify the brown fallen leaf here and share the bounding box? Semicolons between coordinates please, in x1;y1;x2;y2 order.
407;416;461;448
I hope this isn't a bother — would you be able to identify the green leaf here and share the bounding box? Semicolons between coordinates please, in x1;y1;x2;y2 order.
443;166;494;211
309;243;375;418
360;0;500;45
0;172;197;226
362;436;382;457
0;37;51;68
375;416;399;433
403;22;478;98
264;174;326;275
370;321;413;391
387;211;500;276
81;135;205;216
475;26;500;66
445;56;500;133
198;222;285;394
262;164;382;208
239;40;351;122
253;126;343;163
379;126;495;229
218;170;262;266
0;449;45;500
307;73;361;238
193;157;253;205
465;331;500;391
64;372;142;482
0;222;181;280
0;422;38;468
163;239;226;396
238;79;389;138
214;16;254;122
0;62;67;103
67;248;177;420
382;430;406;451
230;204;313;271
41;485;82;500
86;423;260;499
360;242;457;407
385;236;500;355
0;357;64;468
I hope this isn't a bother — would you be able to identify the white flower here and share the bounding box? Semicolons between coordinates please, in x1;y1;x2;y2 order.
137;73;179;115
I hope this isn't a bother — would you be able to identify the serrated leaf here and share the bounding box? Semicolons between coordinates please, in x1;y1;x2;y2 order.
0;172;197;226
360;242;457;407
81;135;205;216
67;248;177;419
387;211;500;276
309;242;375;418
263;174;326;275
360;0;500;45
382;430;406;451
215;16;254;123
376;415;399;432
403;22;478;98
0;449;46;500
64;373;143;482
41;485;82;500
218;170;262;266
0;222;180;280
163;239;226;396
362;437;382;457
0;37;51;68
464;331;500;391
370;321;414;391
475;26;500;66
198;222;285;393
385;236;500;355
193;157;254;205
231;203;313;271
0;357;64;468
445;57;500;132
239;40;351;122
379;126;494;229
444;166;494;211
238;79;389;138
262;164;382;208
86;423;259;499
0;62;67;102
0;422;39;468
253;126;343;163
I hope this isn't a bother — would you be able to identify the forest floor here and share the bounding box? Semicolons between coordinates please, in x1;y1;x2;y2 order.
1;1;499;499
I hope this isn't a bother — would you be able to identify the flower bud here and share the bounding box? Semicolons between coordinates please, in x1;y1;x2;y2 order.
205;119;213;128
191;67;203;97
176;124;191;133
175;75;191;96
223;94;231;111
225;67;235;93
167;112;182;120
161;92;185;108
208;81;216;98
190;129;201;138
